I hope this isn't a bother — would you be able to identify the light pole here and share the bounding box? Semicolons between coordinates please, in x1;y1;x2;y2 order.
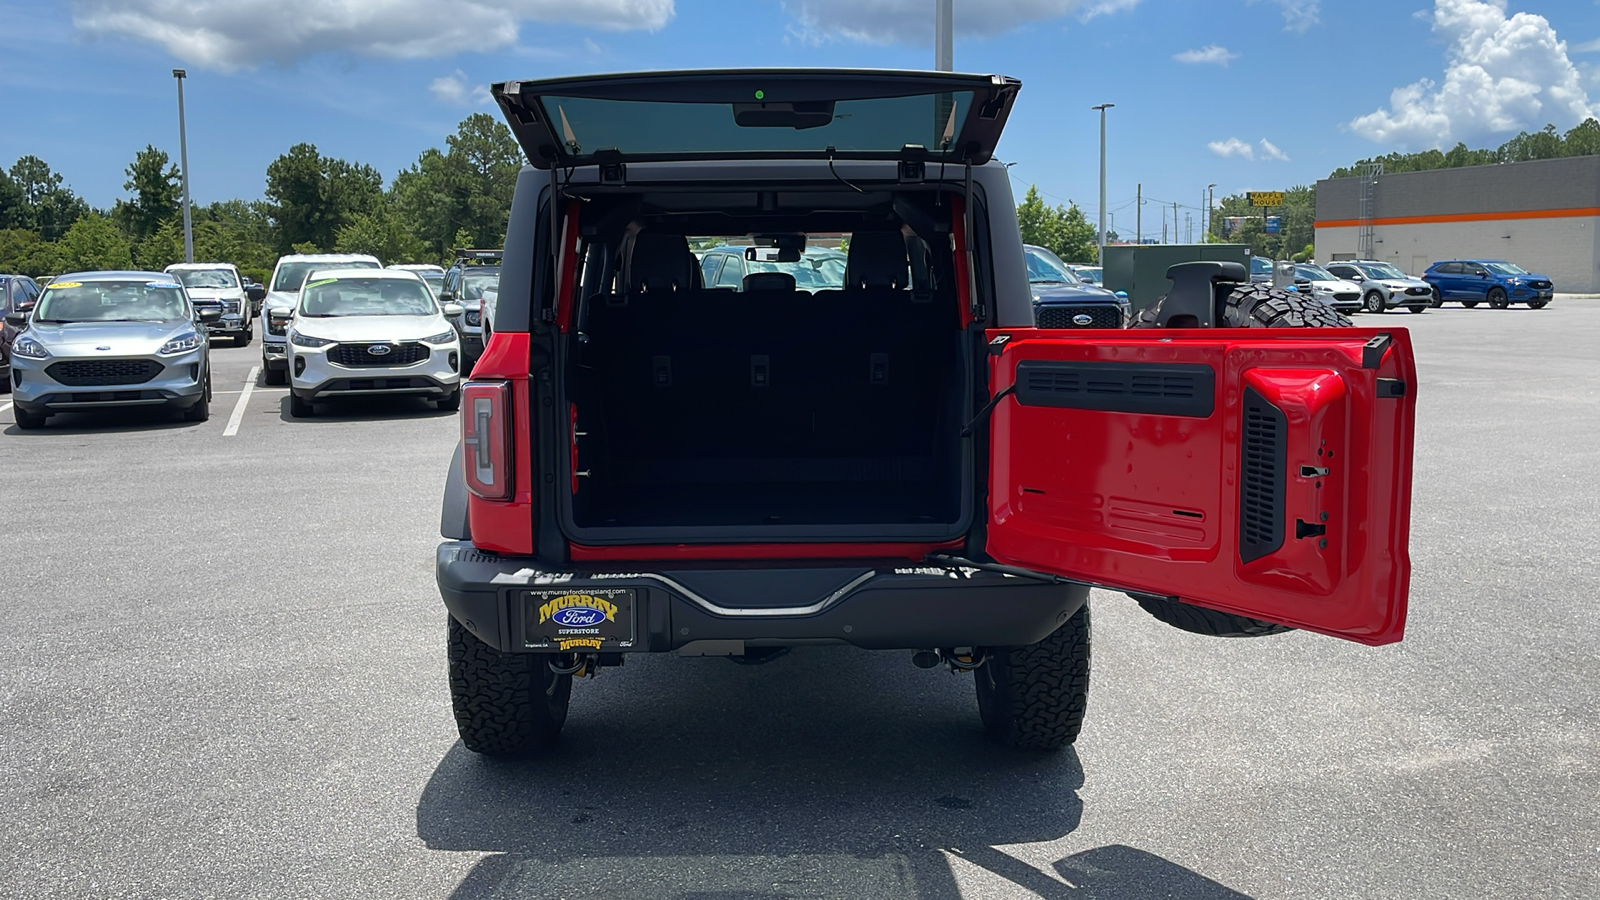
1091;103;1113;256
934;0;953;71
173;69;194;263
1206;183;1217;241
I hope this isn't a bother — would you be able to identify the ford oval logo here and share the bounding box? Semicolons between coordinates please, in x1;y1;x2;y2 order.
550;606;609;628
96;345;112;351
366;344;392;356
1072;314;1093;326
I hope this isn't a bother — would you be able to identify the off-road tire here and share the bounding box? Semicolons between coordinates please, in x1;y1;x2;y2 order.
1462;300;1479;309
1487;288;1509;309
263;364;287;386
289;394;314;418
1131;595;1292;637
436;389;461;412
1528;300;1549;310
976;603;1090;751
13;406;46;429
449;616;571;755
1363;291;1386;314
1134;283;1351;330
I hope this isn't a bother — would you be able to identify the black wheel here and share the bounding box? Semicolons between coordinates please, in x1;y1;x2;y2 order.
1132;595;1292;637
1135;282;1352;330
976;602;1090;751
0;367;10;394
288;394;314;418
263;364;287;386
234;329;252;348
1462;300;1479;309
13;405;47;430
449;616;571;755
182;378;211;422
1407;305;1426;314
1487;288;1509;309
1429;288;1443;308
1363;291;1385;314
436;388;461;412
1528;300;1549;309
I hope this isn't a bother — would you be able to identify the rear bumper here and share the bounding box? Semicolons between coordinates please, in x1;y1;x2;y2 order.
436;541;1089;653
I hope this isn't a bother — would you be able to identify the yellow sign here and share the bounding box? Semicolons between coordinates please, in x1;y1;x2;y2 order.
1247;191;1285;208
538;594;619;625
46;281;83;290
559;638;604;651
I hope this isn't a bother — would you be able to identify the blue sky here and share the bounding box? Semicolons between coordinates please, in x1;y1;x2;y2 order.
3;0;1597;242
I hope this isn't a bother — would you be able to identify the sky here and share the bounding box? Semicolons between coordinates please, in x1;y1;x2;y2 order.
2;0;1598;243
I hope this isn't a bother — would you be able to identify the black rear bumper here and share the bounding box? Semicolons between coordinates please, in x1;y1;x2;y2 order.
436;541;1088;653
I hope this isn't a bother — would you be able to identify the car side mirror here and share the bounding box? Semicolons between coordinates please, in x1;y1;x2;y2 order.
441;302;464;318
4;311;27;328
196;307;222;323
246;285;265;302
438;290;455;303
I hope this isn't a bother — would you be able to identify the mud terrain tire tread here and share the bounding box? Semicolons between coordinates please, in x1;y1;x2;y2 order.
976;603;1090;751
1132;595;1292;637
448;616;571;756
1133;283;1351;330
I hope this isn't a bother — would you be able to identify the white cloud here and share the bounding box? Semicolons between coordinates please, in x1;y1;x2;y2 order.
1572;37;1600;53
1209;137;1255;159
1208;137;1291;161
429;70;490;107
1174;44;1239;66
1248;0;1319;32
70;0;674;70
1349;0;1599;149
782;0;1139;45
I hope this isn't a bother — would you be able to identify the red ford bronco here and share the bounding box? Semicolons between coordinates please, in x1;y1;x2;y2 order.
436;70;1417;755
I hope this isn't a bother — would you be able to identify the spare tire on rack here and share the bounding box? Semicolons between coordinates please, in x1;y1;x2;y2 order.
1127;274;1351;637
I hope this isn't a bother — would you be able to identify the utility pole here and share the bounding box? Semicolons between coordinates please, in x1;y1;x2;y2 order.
1091;103;1114;256
1172;201;1178;244
173;69;194;263
1206;183;1216;241
935;0;953;71
1136;183;1142;245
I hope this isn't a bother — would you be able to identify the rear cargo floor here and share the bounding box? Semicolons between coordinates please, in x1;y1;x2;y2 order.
578;478;954;527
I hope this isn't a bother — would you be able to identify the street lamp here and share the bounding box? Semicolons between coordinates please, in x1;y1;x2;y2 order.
1091;103;1114;255
173;69;193;263
1206;182;1217;241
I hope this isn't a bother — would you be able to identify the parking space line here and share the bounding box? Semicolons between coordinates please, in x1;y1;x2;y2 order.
0;400;11;416
223;367;259;437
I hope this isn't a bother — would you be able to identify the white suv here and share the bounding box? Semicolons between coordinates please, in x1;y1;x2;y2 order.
261;253;381;385
284;268;463;417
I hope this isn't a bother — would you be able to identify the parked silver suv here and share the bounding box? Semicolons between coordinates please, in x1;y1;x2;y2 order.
1324;260;1432;314
4;271;216;429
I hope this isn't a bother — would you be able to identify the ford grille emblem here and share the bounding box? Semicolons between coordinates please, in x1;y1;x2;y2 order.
366;344;393;356
1072;314;1093;326
96;345;112;351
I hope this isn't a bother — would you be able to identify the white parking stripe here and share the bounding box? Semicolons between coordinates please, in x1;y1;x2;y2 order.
223;366;259;437
0;401;11;416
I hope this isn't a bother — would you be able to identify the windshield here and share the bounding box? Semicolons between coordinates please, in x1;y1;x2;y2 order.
1073;266;1102;283
170;268;238;290
1485;262;1528;276
34;279;190;323
1250;257;1272;275
298;277;439;317
420;273;445;292
272;260;379;292
743;251;846;290
1296;265;1336;281
1025;247;1080;285
460;271;502;301
1362;263;1406;279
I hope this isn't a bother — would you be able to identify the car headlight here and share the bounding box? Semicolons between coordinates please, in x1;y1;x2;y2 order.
464;310;482;327
421;330;458;344
288;329;333;348
158;332;203;355
11;334;49;359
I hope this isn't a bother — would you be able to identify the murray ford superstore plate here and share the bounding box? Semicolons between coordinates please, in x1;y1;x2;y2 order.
523;588;636;652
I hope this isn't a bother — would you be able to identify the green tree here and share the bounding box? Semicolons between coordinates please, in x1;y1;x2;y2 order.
0;228;61;277
1562;118;1600;157
0;166;26;230
1015;185;1099;264
335;203;426;263
114;145;182;242
8;155;88;238
392;115;521;257
134;220;185;270
264;144;381;252
1212;185;1315;261
56;214;134;271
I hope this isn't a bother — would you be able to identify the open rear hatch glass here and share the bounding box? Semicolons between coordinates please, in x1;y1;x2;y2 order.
492;69;1019;168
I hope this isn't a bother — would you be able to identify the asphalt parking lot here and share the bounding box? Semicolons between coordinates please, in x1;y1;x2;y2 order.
2;301;1597;899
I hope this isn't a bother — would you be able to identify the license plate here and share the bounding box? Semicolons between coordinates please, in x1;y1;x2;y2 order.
523;588;636;651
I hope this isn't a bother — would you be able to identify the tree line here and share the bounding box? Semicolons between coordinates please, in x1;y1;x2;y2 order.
1329;118;1600;179
0;113;522;283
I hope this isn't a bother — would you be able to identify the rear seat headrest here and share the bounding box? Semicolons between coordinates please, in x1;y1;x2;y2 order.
627;233;696;293
845;232;909;290
743;272;796;292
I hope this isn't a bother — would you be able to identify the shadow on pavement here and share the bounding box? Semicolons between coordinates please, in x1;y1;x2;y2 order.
418;645;1174;898
274;393;453;423
2;405;200;435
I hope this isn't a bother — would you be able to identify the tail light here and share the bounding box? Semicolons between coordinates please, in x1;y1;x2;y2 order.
462;380;513;500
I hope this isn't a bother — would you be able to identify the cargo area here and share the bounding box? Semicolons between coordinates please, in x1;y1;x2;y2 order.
564;226;969;537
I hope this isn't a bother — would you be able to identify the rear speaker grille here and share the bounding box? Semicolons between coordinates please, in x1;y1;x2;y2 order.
1240;386;1286;563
